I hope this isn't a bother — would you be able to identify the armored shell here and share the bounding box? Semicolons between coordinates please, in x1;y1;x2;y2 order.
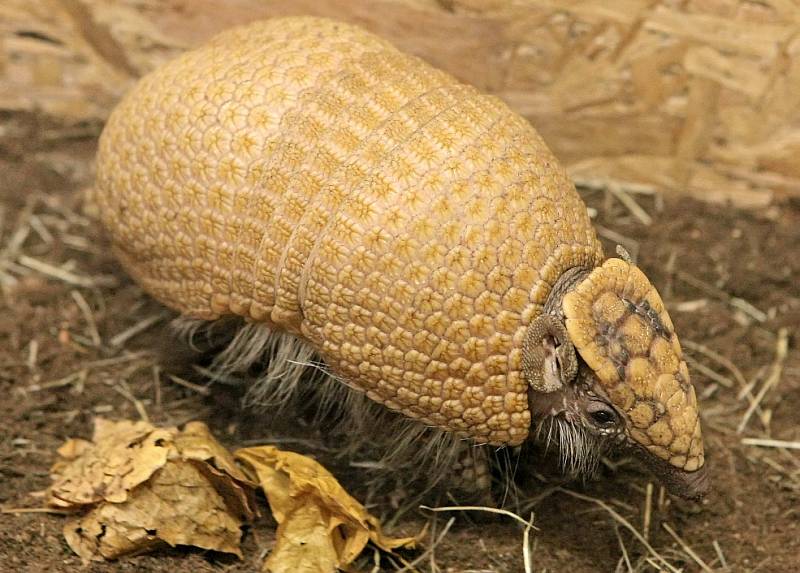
93;16;701;469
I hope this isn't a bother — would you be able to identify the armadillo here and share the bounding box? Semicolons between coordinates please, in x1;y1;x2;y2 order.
91;17;707;498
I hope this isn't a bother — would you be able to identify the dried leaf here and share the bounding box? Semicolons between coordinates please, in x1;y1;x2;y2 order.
266;503;341;573
175;421;259;522
55;437;92;460
175;421;252;483
48;420;415;569
235;446;418;573
64;459;245;563
49;418;256;564
48;418;174;507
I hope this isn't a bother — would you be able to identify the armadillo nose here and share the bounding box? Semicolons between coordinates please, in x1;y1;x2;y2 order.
637;449;710;500
667;463;710;500
656;461;710;501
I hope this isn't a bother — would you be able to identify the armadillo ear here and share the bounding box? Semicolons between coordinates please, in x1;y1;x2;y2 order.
522;314;578;393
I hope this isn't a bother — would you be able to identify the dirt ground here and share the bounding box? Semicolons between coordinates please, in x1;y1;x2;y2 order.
0;110;798;573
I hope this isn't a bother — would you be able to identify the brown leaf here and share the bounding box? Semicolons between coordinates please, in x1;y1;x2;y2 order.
48;418;175;507
48;420;413;568
64;459;245;563
49;418;258;564
235;446;418;572
175;421;259;522
175;422;248;479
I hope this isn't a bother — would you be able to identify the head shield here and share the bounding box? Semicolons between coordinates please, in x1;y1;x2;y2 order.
562;259;704;472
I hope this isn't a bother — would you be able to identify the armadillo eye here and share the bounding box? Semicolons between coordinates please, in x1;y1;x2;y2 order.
587;402;618;427
591;410;614;425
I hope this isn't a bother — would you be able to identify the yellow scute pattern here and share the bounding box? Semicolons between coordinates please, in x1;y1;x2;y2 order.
93;17;603;445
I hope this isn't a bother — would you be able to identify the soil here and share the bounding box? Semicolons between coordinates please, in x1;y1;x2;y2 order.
0;111;798;573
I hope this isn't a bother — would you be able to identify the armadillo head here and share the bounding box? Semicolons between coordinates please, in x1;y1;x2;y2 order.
522;259;707;499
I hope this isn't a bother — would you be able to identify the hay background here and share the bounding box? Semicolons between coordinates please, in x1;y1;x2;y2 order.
3;0;800;208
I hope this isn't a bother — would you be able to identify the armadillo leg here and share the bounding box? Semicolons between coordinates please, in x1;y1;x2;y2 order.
448;444;494;506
